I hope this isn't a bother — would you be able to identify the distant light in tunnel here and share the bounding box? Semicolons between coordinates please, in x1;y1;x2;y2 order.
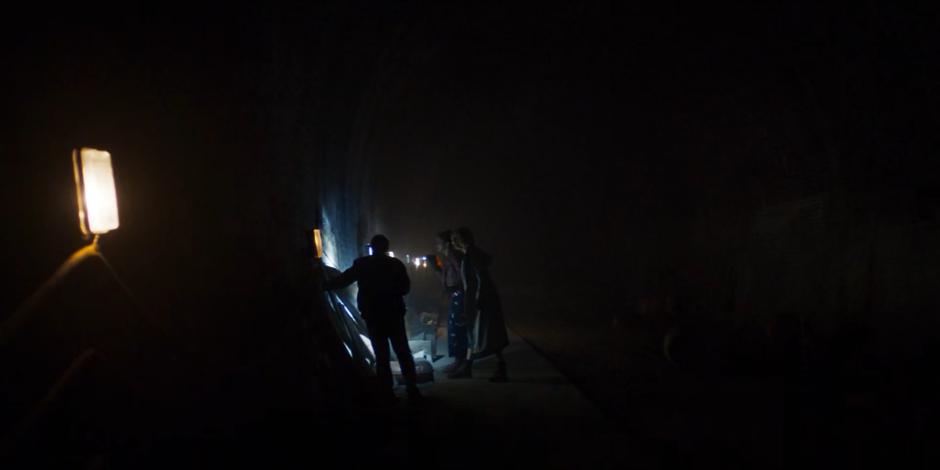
72;148;119;236
413;257;421;268
388;251;395;258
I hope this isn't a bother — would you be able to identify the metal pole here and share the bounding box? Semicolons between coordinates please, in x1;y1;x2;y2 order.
0;241;100;346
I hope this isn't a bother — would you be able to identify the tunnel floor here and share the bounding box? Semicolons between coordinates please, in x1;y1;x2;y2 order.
53;331;665;469
365;331;663;469
227;331;666;469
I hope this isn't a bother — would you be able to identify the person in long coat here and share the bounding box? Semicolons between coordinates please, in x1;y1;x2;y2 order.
447;227;509;381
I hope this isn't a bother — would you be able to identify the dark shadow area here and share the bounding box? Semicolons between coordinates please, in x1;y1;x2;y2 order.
3;2;940;469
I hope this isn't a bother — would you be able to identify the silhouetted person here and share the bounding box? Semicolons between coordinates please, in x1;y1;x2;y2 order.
324;234;421;401
429;230;467;373
448;227;509;382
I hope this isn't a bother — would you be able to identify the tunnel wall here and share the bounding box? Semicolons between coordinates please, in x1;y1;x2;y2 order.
0;4;398;443
359;3;940;379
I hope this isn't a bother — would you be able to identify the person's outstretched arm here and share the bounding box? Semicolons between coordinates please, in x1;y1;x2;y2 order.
324;262;360;291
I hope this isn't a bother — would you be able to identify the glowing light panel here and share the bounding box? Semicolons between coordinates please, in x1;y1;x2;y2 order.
72;148;119;235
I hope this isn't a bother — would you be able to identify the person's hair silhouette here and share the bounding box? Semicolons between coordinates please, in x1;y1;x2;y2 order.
370;234;390;254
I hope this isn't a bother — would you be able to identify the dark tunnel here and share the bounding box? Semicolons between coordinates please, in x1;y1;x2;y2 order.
3;2;940;468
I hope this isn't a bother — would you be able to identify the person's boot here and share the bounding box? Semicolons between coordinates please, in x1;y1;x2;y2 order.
406;384;423;402
441;357;464;374
447;359;473;379
489;361;508;383
376;391;399;407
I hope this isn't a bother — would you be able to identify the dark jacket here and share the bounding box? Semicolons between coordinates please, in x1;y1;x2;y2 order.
461;245;509;355
324;254;410;321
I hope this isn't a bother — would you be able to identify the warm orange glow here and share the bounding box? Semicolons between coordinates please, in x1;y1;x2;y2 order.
72;148;119;235
313;229;323;259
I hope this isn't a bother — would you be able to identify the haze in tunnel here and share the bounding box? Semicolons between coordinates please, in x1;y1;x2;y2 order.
366;4;617;332
3;2;940;468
